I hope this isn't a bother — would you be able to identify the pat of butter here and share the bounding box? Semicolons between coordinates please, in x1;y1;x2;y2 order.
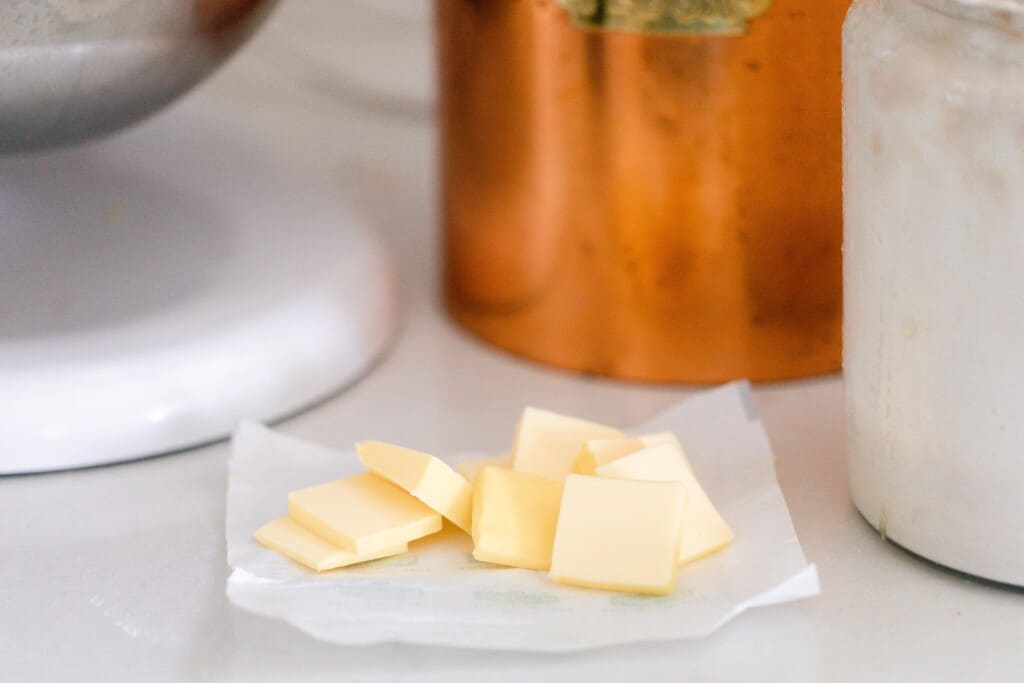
549;475;686;596
358;441;474;532
596;442;689;482
511;407;623;481
471;466;563;570
289;472;442;555
255;517;407;572
574;432;679;474
595;443;734;565
456;452;512;484
637;432;682;458
574;437;645;475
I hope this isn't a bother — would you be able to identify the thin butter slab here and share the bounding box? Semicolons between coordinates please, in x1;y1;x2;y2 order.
289;472;442;555
359;441;474;532
511;407;623;481
255;517;407;572
594;443;734;565
471;466;563;570
549;475;685;595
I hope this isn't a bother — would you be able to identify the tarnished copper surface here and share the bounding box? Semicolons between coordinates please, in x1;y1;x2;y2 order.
439;0;847;384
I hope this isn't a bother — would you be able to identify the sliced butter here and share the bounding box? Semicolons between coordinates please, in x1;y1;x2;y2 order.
289;472;442;555
641;432;683;449
595;443;734;566
596;442;689;482
549;475;685;596
255;517;407;572
573;432;679;474
574;437;645;475
358;441;474;532
511;407;623;482
471;466;563;570
455;452;512;484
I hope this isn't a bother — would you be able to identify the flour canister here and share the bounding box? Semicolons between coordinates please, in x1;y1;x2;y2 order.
844;0;1024;585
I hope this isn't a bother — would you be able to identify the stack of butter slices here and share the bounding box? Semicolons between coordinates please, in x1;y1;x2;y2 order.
255;407;733;595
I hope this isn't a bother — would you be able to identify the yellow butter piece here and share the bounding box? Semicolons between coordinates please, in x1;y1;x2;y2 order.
455;452;511;484
550;475;686;595
675;483;733;565
255;517;407;572
511;407;623;481
574;432;680;474
358;441;474;532
471;466;563;570
595;443;734;565
574;437;645;475
596;442;689;482
640;431;684;452
289;472;442;555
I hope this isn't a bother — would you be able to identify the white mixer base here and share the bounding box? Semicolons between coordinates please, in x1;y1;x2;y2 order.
0;104;397;474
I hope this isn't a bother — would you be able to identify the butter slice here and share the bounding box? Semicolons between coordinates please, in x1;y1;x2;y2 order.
511;407;623;481
574;437;645;475
289;472;442;554
549;475;685;596
574;432;679;474
255;517;407;572
596;442;689;482
456;452;512;484
471;466;563;570
358;441;474;532
595;444;734;565
641;432;682;450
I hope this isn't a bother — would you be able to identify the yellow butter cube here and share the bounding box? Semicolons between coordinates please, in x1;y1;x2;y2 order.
471;466;563;570
289;472;442;555
358;441;474;532
549;475;685;596
255;517;407;572
573;432;679;474
511;407;623;481
455;452;512;484
595;443;734;565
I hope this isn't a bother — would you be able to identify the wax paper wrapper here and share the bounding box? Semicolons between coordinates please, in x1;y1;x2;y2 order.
225;382;819;652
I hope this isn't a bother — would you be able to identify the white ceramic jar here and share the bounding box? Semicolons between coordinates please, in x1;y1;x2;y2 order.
844;0;1024;586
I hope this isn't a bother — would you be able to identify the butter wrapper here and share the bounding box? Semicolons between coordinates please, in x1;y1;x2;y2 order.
225;383;819;652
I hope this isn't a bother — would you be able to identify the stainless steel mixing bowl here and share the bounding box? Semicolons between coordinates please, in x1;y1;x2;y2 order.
0;0;276;153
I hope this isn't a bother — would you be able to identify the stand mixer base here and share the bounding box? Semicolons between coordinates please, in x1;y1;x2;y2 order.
0;105;397;474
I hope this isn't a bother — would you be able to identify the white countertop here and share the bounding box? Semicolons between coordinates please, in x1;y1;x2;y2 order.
3;2;1022;680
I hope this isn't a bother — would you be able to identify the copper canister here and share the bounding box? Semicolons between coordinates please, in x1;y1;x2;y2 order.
439;0;847;383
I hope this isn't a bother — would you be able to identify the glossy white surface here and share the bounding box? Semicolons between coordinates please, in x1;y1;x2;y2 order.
3;1;1022;680
0;100;397;473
